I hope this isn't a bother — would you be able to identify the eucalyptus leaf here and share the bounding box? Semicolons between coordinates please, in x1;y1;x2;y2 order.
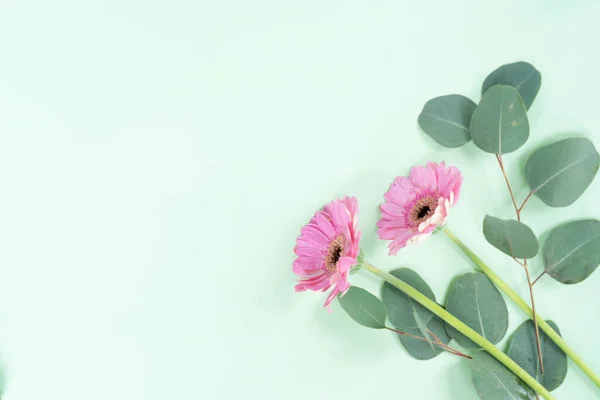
525;137;600;207
470;351;535;400
414;309;434;351
338;286;387;329
507;320;567;391
470;85;529;154
483;215;539;259
543;219;600;284
418;94;476;148
445;273;509;348
398;315;451;361
381;268;436;331
482;61;541;110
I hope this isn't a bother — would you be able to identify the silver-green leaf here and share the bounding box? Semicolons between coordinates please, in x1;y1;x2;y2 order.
483;215;539;259
445;273;509;348
418;94;476;148
482;61;541;110
470;85;530;154
525;137;600;207
398;314;451;361
381;268;436;331
507;320;567;391
338;286;387;329
470;351;535;400
543;219;600;284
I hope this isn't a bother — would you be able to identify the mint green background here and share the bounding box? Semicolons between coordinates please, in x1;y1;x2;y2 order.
1;1;600;399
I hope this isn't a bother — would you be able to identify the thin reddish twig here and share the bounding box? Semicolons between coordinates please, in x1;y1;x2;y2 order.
532;270;547;286
519;191;535;214
385;327;472;359
496;154;521;220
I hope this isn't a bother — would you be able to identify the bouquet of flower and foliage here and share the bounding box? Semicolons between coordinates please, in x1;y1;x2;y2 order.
291;62;600;400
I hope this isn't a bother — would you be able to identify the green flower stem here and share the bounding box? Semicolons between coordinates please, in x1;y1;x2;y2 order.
363;262;555;400
443;226;600;389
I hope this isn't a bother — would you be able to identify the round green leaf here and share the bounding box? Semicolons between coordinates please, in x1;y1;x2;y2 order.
482;61;541;110
418;94;476;148
445;272;509;348
398;314;451;361
470;85;530;154
525;137;600;207
507;320;567;391
470;351;535;400
483;215;539;259
338;286;387;329
381;268;436;331
543;219;600;284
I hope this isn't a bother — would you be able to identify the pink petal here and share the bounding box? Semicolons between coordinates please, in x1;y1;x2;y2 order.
435;163;463;201
407;231;432;245
429;211;444;226
295;246;324;258
388;240;408;256
347;230;360;258
300;225;329;247
377;218;409;229
337;256;356;273
294;256;324;268
381;202;405;217
314;212;336;238
421;224;436;235
338;278;350;293
329;272;341;287
305;223;335;243
451;178;462;204
323;286;340;308
296;236;324;250
387;177;419;205
330;200;351;236
293;267;323;277
341;196;358;218
377;226;407;240
386;226;420;254
410;164;437;191
295;273;331;292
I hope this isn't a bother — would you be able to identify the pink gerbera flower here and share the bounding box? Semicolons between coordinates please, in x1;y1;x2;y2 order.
378;162;462;255
293;196;361;309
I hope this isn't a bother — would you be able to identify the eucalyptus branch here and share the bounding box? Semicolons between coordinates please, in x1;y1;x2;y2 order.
363;262;556;400
497;154;545;374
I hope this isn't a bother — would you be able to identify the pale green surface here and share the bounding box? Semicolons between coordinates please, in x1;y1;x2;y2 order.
1;1;600;400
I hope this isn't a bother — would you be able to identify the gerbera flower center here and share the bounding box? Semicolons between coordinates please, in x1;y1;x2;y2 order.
409;195;437;225
417;205;431;219
325;235;346;273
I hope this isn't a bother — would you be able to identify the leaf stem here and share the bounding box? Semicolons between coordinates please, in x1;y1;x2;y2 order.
532;270;547;286
496;154;521;220
519;191;535;213
363;262;556;400
496;154;544;373
443;226;600;389
523;259;544;374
